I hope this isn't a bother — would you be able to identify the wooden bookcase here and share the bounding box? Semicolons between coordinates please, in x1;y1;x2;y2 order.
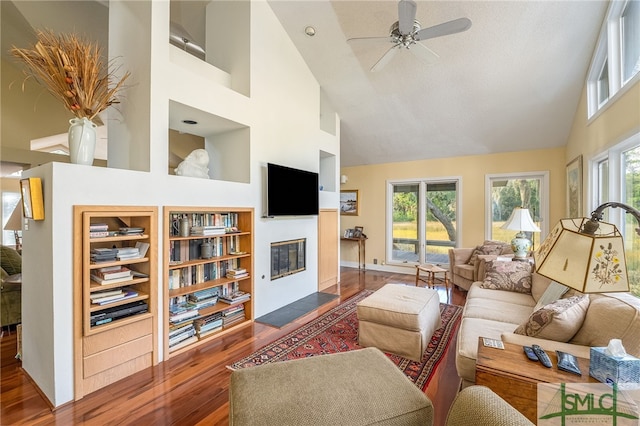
163;207;254;358
73;205;158;400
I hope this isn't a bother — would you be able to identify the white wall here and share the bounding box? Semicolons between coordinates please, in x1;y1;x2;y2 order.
20;0;340;407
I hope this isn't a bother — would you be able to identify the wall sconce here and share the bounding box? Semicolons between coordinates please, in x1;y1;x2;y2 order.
340;175;348;184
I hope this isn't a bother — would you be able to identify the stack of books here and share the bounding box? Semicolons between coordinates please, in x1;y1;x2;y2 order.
89;223;109;238
168;322;197;351
90;287;138;305
116;247;140;260
169;303;199;324
119;227;144;235
219;290;251;305
194;312;223;338
222;304;245;327
187;288;219;309
90;265;133;285
90;248;118;263
191;225;226;236
226;268;248;280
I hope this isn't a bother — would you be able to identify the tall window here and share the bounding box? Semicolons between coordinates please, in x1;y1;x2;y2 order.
388;179;460;266
622;0;640;83
597;59;609;107
591;132;640;296
486;173;549;249
587;0;640;117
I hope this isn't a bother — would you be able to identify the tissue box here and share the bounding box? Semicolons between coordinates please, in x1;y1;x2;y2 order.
589;347;640;386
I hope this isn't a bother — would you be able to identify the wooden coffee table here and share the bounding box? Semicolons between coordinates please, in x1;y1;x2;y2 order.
475;337;597;423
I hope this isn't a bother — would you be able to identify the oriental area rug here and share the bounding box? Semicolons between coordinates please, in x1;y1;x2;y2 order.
228;289;463;391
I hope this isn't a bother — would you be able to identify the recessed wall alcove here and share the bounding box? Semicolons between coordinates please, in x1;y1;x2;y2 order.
168;100;250;183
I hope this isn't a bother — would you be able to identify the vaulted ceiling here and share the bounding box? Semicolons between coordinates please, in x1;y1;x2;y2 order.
4;1;609;169
269;1;608;166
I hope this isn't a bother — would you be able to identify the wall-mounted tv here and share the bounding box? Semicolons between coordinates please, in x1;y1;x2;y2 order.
267;163;319;216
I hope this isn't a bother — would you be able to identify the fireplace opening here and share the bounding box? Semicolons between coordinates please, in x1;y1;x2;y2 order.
271;238;306;280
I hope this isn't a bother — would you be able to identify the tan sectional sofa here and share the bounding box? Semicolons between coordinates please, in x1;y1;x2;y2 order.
456;261;640;387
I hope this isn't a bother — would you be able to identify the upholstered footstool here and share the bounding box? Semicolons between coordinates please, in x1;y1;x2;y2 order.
357;284;442;361
229;347;433;426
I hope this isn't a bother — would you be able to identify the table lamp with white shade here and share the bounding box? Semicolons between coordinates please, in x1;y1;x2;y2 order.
501;207;540;260
3;203;23;250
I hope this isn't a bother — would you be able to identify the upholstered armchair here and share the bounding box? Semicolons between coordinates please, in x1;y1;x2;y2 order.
448;241;513;291
0;246;22;327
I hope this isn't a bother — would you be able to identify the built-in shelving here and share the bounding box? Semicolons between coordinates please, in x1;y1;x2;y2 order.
73;205;158;400
163;206;254;358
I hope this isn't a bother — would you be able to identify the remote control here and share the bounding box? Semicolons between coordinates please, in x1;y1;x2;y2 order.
523;346;539;361
532;344;553;368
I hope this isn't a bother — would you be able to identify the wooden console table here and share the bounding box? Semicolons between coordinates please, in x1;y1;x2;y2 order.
475;337;597;423
341;237;367;270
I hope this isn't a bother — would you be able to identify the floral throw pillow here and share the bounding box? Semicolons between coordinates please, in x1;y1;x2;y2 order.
514;295;590;342
467;244;504;265
479;260;532;293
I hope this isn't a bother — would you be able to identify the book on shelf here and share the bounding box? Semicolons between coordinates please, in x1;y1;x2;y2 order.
169;335;198;352
219;291;250;305
93;266;132;280
90;274;133;285
90;289;124;300
89;231;110;238
189;288;219;302
89;223;109;232
169;325;196;347
169;321;195;338
169;308;199;324
92;289;139;305
119;227;145;235
135;242;150;258
90;248;118;263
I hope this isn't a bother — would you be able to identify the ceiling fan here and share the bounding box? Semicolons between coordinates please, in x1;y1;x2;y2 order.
347;0;472;72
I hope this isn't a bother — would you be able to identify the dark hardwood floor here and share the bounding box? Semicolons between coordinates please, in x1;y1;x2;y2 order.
1;267;467;425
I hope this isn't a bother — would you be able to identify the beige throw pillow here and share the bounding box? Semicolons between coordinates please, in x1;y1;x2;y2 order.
479;260;533;293
467;244;504;265
514;295;590;342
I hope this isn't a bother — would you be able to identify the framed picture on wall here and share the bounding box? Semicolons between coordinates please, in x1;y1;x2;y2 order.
566;155;582;217
20;177;45;220
340;190;359;216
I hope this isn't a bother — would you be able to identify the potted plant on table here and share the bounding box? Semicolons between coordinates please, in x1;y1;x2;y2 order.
11;29;130;165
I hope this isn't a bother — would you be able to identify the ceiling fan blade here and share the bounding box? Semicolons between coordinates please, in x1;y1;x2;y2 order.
347;36;393;44
371;45;400;72
414;17;472;41
398;0;417;35
410;42;440;65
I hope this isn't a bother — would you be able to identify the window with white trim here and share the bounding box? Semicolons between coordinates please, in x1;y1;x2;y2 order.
590;131;640;296
587;0;640;118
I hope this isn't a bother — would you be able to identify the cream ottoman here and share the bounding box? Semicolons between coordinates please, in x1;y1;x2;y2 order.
357;284;442;361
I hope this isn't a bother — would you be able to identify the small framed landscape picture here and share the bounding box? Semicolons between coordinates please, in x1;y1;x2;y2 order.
566;155;582;217
340;190;359;216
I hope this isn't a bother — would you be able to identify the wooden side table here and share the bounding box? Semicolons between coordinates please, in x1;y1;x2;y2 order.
341;237;367;270
415;264;449;290
475;337;597;423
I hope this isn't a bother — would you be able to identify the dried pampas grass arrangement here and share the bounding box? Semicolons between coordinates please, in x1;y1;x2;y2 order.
11;29;130;121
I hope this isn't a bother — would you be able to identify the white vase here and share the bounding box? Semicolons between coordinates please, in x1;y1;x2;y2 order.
68;117;97;165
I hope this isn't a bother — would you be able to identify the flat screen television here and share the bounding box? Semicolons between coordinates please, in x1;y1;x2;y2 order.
267;163;319;216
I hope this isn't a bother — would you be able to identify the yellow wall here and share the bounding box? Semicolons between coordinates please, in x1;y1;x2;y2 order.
340;147;566;268
340;77;639;270
566;79;640;212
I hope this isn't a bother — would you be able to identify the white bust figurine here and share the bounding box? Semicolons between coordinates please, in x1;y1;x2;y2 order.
175;149;210;179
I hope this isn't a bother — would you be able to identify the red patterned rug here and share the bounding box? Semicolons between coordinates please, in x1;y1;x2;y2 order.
228;289;463;391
